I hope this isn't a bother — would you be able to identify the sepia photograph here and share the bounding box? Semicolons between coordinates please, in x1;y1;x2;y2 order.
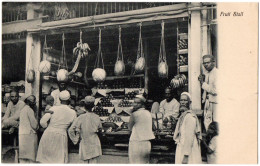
1;1;257;164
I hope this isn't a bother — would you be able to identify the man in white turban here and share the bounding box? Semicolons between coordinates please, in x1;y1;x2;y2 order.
68;95;102;163
37;90;76;163
173;92;202;164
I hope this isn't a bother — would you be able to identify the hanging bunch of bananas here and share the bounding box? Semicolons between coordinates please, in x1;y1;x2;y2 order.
170;74;187;88
73;42;91;58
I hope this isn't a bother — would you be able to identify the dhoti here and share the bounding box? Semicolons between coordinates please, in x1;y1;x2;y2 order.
128;140;151;164
204;99;217;130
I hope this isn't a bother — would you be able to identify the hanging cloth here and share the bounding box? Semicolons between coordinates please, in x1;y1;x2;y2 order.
134;23;145;73
58;33;68;70
158;21;168;78
114;26;125;76
26;44;35;83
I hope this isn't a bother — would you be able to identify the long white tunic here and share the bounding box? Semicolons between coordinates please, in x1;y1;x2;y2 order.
174;112;202;164
36;105;76;163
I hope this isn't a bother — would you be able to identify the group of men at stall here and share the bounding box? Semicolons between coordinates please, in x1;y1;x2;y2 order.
1;54;217;164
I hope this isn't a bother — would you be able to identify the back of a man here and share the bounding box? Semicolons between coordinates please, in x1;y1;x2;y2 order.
48;105;76;130
130;109;154;141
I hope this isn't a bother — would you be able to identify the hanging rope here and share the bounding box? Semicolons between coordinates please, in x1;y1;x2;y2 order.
42;35;48;60
117;26;124;62
158;21;168;78
59;33;68;70
95;28;104;69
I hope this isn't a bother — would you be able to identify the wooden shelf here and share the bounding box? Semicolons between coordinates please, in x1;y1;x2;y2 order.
42;76;86;86
178;49;188;54
87;74;144;81
179;65;188;73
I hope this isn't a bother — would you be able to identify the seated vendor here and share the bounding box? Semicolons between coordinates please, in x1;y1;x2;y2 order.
2;90;26;133
151;87;180;130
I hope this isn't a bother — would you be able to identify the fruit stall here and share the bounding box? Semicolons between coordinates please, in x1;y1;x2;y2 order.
19;2;216;163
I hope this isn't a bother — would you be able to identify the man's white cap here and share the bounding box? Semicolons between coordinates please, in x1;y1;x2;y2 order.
135;95;146;102
59;90;70;101
181;92;192;101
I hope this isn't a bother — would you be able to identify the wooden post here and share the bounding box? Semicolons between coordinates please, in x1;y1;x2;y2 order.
188;4;202;112
201;9;209;74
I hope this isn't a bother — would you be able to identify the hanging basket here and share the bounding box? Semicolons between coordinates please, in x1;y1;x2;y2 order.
39;35;52;74
26;44;36;83
134;23;145;73
92;28;106;82
57;33;69;82
158;21;168;78
114;27;125;76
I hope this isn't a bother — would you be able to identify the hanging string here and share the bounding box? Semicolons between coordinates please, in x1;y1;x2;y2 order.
80;29;82;43
117;26;124;62
43;35;48;60
159;21;167;63
95;28;104;69
59;33;68;70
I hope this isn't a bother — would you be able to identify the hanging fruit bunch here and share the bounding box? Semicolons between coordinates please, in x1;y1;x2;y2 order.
170;74;187;88
92;28;107;82
26;44;35;83
57;33;69;82
114;26;125;76
134;23;145;73
68;30;91;75
158;21;168;78
39;35;51;74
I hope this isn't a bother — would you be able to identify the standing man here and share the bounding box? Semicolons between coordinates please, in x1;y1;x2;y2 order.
198;55;218;130
51;82;68;106
128;95;155;164
2;90;25;133
68;96;102;164
37;90;76;163
173;92;202;164
151;87;180;129
19;95;38;163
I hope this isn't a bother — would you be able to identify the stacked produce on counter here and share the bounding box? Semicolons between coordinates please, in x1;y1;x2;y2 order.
99;96;114;107
96;82;109;89
118;99;133;107
111;80;125;89
93;106;110;116
170;74;187;88
178;38;188;50
124;91;137;100
105;113;123;123
178;55;188;66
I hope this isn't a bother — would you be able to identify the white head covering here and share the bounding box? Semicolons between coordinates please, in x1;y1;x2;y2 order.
181;92;192;101
59;90;70;101
135;95;146;102
84;96;95;103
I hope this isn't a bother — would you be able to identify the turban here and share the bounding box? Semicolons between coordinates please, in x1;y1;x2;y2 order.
135;95;146;102
181;92;192;101
84;96;95;103
59;90;70;101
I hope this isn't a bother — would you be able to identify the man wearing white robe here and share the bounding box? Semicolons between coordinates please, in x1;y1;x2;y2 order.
173;92;202;164
198;55;217;130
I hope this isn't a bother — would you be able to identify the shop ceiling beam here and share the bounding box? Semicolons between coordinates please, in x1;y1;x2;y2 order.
2;18;42;35
2;38;26;45
28;3;188;34
188;3;202;114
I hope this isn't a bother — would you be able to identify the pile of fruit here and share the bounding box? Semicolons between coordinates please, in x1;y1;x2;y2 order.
105;113;123;122
99;96;114;107
178;55;188;66
96;82;108;89
178;39;188;50
170;74;187;88
124;91;137;100
93;106;110;116
118;99;133;107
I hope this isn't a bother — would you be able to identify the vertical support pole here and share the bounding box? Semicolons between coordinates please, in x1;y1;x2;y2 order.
188;4;202;112
144;39;149;95
27;3;35;20
202;9;209;75
25;33;33;96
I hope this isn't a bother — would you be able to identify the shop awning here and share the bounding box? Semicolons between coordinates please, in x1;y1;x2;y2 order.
28;3;189;34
